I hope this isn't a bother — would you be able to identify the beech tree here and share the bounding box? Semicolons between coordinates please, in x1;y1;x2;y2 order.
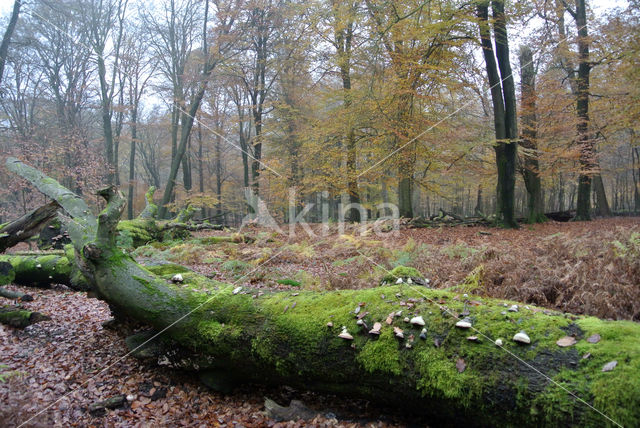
476;0;518;228
519;45;545;223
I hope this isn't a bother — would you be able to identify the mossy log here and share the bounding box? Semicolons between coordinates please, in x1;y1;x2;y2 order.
0;247;89;290
0;261;33;301
0;200;60;252
0;287;33;301
6;158;640;427
0;306;50;328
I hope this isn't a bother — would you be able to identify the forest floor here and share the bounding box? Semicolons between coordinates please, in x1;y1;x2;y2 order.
1;216;639;427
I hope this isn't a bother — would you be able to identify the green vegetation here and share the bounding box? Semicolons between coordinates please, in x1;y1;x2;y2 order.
440;243;480;260
381;265;423;283
276;279;301;287
448;265;484;294
612;231;640;260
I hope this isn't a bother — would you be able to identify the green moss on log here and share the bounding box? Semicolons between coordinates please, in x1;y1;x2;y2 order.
0;306;50;328
145;263;191;276
142;281;638;427
0;261;15;285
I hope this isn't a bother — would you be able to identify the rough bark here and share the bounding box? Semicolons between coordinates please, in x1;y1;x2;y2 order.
0;201;60;252
6;158;640;427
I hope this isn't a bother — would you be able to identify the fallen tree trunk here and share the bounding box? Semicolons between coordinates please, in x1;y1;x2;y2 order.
0;260;33;301
0;248;90;290
0;287;33;302
0;306;50;328
6;157;640;427
0;201;60;252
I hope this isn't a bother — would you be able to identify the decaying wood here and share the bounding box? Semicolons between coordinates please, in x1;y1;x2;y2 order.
0;287;33;302
0;201;60;252
0;306;50;328
0;252;90;290
5;157;640;427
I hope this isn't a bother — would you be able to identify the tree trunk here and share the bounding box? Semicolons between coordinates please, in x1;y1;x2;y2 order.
592;174;612;217
333;1;360;222
574;0;593;221
0;0;21;85
0;251;89;290
0;306;50;328
518;46;546;223
477;1;518;228
127;105;139;220
7;158;640;427
0;201;60;253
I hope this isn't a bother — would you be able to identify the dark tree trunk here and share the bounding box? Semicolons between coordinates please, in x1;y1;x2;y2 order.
0;201;60;253
333;1;360;222
127;106;139;220
477;1;518;228
0;0;21;85
574;0;593;220
182;135;192;192
518;46;545;223
592;174;611;217
0;306;50;328
215;134;223;218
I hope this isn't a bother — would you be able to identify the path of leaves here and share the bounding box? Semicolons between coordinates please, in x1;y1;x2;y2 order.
0;287;405;427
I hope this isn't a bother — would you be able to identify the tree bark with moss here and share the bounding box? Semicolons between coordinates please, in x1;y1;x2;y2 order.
5;157;640;427
0;201;60;252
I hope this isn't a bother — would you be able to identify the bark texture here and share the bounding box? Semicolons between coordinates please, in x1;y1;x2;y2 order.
0;201;60;252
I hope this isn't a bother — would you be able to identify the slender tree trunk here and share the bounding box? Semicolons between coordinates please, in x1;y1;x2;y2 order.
197;120;206;219
396;94;415;219
182;135;192;192
127;106;138;220
160;83;211;218
632;143;640;213
0;0;21;86
592;174;611;217
97;54;116;184
519;46;545;223
215;134;223;218
475;186;483;215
